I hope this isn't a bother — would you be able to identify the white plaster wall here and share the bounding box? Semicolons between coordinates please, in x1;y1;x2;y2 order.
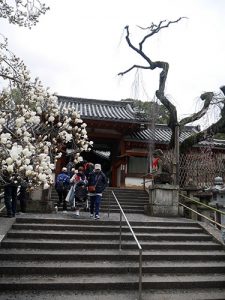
125;176;153;189
125;177;143;189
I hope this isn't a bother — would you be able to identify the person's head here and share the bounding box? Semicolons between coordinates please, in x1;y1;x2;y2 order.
86;162;94;172
78;166;84;173
94;163;101;172
62;167;67;173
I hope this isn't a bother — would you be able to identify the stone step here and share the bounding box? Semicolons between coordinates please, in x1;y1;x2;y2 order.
92;208;145;213
1;288;225;300
0;274;225;290
51;198;149;206
14;217;200;227
0;262;225;275
103;190;147;195
0;249;224;261
1;239;221;251
1;214;224;298
102;201;148;205
96;204;145;209
11;223;204;233
6;230;213;241
102;196;149;201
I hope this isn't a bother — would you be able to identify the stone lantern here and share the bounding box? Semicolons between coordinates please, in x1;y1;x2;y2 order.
210;177;225;204
208;177;225;242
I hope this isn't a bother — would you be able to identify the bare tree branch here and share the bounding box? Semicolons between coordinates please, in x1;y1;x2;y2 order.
180;87;225;152
118;19;187;147
118;19;225;151
180;92;214;126
138;17;187;50
118;65;151;76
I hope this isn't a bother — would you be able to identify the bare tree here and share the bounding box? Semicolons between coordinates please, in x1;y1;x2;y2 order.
118;19;225;153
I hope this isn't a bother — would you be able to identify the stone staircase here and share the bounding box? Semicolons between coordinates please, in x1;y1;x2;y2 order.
102;187;149;214
52;187;149;214
0;215;225;299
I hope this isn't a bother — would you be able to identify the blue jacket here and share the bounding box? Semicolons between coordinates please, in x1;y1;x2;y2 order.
55;172;70;190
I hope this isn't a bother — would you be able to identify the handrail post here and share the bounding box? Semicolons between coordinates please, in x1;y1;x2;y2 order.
107;191;110;218
138;248;143;300
111;190;142;299
119;210;122;251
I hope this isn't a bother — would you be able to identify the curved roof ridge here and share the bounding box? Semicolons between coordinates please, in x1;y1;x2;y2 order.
57;95;148;122
58;95;134;107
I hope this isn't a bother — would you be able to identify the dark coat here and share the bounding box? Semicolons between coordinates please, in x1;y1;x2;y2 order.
2;170;20;187
74;172;88;201
88;170;107;194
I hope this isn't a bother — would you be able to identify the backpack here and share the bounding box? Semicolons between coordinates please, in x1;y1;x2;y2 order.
56;174;68;191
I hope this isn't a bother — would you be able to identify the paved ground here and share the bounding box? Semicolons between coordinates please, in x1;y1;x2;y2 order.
0;217;14;244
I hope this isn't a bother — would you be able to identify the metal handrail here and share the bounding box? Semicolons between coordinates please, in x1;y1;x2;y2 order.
142;173;153;190
179;193;225;216
179;202;225;230
179;193;225;230
111;191;143;300
0;192;5;212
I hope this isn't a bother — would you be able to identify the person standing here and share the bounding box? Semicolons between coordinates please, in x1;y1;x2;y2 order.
88;164;107;220
66;157;75;178
84;162;94;180
2;170;19;218
70;166;88;216
55;167;70;212
17;178;29;213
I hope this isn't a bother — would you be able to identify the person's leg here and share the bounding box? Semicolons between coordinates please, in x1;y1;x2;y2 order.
94;195;101;218
11;186;18;216
57;190;63;206
4;185;12;217
90;195;95;216
18;187;27;213
62;190;68;211
74;196;80;215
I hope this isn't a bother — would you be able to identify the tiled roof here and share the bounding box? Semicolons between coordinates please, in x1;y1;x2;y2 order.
125;125;225;148
58;96;225;148
198;139;225;147
58;96;148;123
125;124;199;144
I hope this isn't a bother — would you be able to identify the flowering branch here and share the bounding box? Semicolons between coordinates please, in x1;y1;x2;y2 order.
0;0;49;28
0;30;92;190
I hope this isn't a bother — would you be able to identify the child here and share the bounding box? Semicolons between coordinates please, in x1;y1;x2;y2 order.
70;167;88;216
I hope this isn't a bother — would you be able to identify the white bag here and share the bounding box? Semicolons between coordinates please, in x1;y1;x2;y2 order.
65;186;75;203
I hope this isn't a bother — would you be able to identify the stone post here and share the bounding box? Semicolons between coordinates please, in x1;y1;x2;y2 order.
146;184;179;217
27;185;53;213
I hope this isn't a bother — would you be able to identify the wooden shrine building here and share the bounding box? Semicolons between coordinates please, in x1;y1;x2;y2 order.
57;96;225;188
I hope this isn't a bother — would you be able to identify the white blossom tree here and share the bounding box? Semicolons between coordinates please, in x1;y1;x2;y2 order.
0;0;49;28
0;1;92;190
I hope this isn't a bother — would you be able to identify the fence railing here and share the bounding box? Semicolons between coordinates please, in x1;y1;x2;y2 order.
179;193;225;231
108;191;143;300
159;150;225;188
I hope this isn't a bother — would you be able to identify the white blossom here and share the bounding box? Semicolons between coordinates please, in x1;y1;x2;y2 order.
0;33;93;191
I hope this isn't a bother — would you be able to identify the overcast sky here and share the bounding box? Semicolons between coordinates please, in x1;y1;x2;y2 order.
1;0;225;124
